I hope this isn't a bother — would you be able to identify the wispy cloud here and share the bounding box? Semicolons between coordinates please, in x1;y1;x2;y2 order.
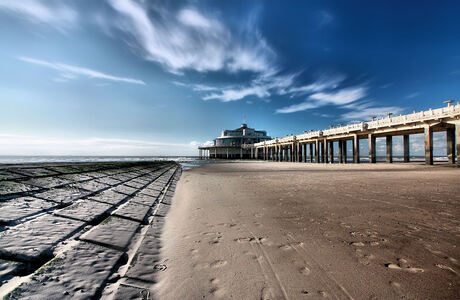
0;0;78;31
106;0;275;75
405;92;420;99
287;73;345;95
276;86;366;113
340;102;405;120
18;57;146;85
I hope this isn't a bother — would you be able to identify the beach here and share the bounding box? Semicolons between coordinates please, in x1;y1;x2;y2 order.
157;162;460;299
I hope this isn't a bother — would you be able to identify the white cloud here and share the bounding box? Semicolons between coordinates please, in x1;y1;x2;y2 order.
18;56;146;85
406;92;420;99
287;73;345;94
107;0;275;75
0;0;78;31
276;86;366;113
0;134;201;156
341;103;405;120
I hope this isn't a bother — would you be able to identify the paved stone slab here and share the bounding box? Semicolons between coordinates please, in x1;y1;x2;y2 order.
34;187;91;205
112;201;151;223
79;216;140;251
8;242;123;300
129;194;157;207
95;176;122;186
59;173;94;182
83;171;108;179
53;200;113;223
70;180;109;192
88;189;128;205
109;174;134;182
21;176;73;189
113;284;154;300
11;168;59;177
0;197;58;225
0;181;39;196
138;188;162;199
154;203;171;217
111;184;139;196
125;234;162;283
46;166;80;174
0;214;84;262
0;170;26;181
0;259;27;284
123;180;146;189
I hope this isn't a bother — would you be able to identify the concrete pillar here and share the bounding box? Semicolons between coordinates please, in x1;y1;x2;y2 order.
403;135;410;163
446;128;455;164
329;141;334;163
353;135;360;164
319;140;325;163
309;143;313;162
324;139;329;163
303;144;307;162
296;143;300;162
278;146;281;162
456;123;460;165
338;141;343;163
315;140;320;163
386;136;393;163
342;140;347;164
368;134;376;163
291;145;294;162
424;126;433;165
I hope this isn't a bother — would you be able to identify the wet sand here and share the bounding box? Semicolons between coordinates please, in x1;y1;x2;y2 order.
156;162;460;299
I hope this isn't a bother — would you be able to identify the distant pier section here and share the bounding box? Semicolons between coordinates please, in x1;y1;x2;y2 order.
199;102;460;165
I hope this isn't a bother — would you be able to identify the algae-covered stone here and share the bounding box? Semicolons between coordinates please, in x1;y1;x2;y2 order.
0;181;39;196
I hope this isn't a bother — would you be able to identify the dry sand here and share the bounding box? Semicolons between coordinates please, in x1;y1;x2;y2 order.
155;162;460;299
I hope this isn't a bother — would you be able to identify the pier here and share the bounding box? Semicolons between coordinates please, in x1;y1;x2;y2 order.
249;103;460;165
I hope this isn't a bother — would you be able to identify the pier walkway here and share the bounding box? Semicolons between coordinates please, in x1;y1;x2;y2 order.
247;103;460;165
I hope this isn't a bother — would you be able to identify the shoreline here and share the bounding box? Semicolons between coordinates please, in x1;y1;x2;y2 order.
156;161;460;299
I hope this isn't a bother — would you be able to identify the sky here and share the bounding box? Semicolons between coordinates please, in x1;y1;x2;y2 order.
0;0;459;156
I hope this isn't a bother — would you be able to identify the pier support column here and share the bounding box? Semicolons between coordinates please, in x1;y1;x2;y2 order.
353;134;360;164
324;139;329;163
240;148;243;159
303;144;307;162
297;143;300;162
309;144;313;162
315;140;320;163
338;141;343;163
386;136;393;163
456;123;460;165
342;140;347;164
368;134;376;163
403;135;410;163
320;140;325;163
278;146;282;162
424;125;433;165
446;128;455;164
329;141;334;163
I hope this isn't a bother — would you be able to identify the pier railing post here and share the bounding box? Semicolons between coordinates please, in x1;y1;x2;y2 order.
446;127;455;164
424;125;433;165
368;134;376;163
353;134;360;164
386;136;393;163
403;135;410;163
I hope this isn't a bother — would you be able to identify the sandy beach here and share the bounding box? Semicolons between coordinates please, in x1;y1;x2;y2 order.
157;162;460;299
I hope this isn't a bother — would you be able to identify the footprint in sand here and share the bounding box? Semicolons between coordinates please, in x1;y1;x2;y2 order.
435;264;459;276
385;258;423;273
299;266;311;275
210;260;228;268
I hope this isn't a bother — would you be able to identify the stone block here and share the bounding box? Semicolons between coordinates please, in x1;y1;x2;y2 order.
8;242;123;300
154;203;171;217
88;189;127;205
123;180;146;189
79;216;140;251
111;185;139;196
22;176;73;189
0;197;57;225
34;187;91;205
0;214;84;262
70;181;109;193
112;201;151;223
53;200;113;223
0;259;27;284
113;284;154;300
129;194;157;207
95;177;122;186
0;181;39;197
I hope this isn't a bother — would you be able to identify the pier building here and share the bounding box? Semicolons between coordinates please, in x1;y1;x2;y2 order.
198;123;271;159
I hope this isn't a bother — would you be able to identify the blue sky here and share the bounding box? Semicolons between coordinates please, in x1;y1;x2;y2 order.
0;0;459;155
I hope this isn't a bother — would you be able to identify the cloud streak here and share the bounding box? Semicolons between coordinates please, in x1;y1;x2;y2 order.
107;0;275;75
18;57;146;85
0;0;78;31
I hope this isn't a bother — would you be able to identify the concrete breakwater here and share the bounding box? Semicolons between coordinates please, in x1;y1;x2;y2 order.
0;161;181;299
